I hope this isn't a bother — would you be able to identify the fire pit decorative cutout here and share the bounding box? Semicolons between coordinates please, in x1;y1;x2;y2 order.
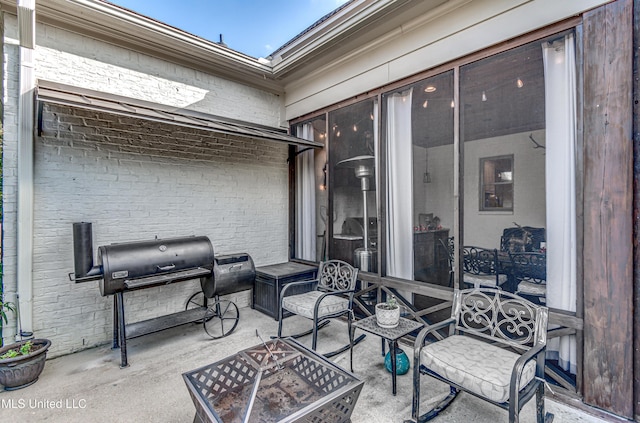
183;338;364;423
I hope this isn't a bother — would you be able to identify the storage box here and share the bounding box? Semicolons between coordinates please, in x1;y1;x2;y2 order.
253;262;318;320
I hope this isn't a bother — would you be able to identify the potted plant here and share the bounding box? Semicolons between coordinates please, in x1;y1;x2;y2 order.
0;298;51;390
375;295;400;328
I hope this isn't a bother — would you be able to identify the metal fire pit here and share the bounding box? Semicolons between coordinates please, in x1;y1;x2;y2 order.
183;338;364;423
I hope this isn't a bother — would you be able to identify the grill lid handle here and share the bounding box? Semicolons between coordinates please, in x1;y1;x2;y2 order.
157;264;176;272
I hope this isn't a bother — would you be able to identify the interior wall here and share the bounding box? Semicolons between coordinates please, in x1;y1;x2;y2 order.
412;130;546;248
413;144;455;231
463;130;547;248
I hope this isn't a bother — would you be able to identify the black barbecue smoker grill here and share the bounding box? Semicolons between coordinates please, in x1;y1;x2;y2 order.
71;222;255;367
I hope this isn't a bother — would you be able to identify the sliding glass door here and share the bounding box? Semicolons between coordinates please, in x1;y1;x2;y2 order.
459;34;577;376
291;27;580;387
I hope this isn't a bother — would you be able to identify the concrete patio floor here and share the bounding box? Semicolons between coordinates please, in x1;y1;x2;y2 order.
0;306;618;422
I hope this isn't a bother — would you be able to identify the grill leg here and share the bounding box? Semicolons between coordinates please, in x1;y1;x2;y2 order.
112;294;120;349
116;291;128;368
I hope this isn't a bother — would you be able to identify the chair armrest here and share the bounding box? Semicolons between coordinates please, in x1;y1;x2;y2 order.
412;317;456;363
279;279;319;298
415;318;456;347
312;289;356;315
411;317;456;397
509;343;546;399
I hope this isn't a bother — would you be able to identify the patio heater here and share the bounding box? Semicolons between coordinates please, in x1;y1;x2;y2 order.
337;155;377;272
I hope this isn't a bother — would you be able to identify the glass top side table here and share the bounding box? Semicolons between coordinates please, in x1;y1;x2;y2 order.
352;315;424;395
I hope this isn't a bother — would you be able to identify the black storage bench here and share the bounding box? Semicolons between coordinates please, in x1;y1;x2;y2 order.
253;262;318;320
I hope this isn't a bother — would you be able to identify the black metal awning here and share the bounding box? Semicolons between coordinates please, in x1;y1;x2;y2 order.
35;80;322;148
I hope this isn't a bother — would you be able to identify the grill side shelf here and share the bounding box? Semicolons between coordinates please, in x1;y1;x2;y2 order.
123;267;212;290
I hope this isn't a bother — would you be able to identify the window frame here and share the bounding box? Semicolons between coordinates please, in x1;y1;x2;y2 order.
478;154;514;212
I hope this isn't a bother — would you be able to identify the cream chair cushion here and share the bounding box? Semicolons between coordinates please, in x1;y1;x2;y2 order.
282;291;349;319
420;335;536;403
516;281;546;297
463;273;508;288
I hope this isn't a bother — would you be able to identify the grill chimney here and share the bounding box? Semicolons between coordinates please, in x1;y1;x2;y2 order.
72;222;103;282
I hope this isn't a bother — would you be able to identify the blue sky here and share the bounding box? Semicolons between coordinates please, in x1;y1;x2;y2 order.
109;0;350;58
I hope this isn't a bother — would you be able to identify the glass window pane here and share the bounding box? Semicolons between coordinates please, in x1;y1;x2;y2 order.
460;41;547;295
328;99;378;273
383;71;455;293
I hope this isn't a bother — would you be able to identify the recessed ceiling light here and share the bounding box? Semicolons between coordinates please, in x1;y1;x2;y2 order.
424;86;436;93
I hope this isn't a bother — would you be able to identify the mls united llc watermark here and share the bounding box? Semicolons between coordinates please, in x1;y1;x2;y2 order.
1;398;87;409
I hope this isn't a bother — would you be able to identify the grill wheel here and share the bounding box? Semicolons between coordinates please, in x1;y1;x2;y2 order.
203;300;240;339
185;291;214;324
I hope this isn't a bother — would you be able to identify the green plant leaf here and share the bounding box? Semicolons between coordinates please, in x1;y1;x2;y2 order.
1;349;18;359
19;341;32;355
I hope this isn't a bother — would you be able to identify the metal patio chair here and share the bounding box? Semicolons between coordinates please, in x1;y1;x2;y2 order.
462;246;508;289
408;288;553;423
510;251;547;305
276;260;363;367
438;236;455;287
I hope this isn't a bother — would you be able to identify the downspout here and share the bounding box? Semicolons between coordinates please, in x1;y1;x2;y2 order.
16;0;35;339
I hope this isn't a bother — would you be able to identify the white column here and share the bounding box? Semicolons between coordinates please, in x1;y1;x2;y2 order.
16;0;36;337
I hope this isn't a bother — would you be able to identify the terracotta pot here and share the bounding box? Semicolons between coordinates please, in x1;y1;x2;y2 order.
375;303;400;328
0;339;51;391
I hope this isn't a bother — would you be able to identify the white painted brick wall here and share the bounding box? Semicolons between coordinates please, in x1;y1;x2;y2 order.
28;103;289;357
36;22;283;128
2;16;291;355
